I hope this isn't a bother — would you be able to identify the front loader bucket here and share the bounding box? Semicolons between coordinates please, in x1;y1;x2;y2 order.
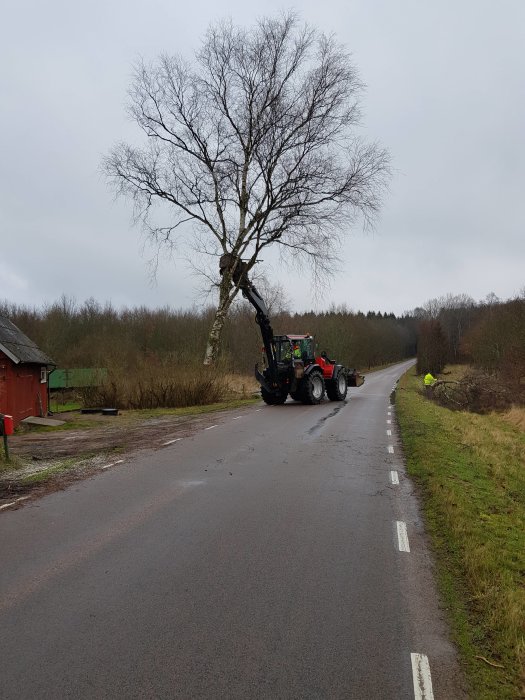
347;370;365;387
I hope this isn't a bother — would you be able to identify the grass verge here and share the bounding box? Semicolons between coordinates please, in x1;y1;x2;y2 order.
396;366;525;699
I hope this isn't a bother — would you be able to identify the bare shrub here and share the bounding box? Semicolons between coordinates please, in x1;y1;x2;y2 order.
79;365;227;409
431;371;519;413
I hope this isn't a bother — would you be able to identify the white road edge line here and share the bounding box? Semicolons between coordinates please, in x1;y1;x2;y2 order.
390;470;399;485
255;408;262;412
232;416;242;420
387;429;392;436
387;411;392;416
101;459;124;470
387;419;392;424
388;445;394;454
396;521;410;552
163;438;182;445
411;653;435;700
204;425;218;430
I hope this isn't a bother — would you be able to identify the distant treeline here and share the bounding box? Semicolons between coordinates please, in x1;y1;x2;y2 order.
0;296;416;373
416;293;525;390
1;291;523;386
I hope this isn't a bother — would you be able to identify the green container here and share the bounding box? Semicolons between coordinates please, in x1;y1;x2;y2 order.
49;368;108;390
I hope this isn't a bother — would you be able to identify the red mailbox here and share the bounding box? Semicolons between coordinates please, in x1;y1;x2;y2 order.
2;415;14;436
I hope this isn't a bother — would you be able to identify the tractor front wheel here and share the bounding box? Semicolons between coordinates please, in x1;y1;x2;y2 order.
302;371;325;405
261;387;288;405
326;371;348;401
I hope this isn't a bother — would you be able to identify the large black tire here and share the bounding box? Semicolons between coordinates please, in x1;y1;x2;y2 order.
326;371;348;401
290;390;302;401
261;387;288;405
301;370;325;404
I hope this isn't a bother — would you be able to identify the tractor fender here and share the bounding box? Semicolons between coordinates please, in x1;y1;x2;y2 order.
331;364;344;380
304;363;323;376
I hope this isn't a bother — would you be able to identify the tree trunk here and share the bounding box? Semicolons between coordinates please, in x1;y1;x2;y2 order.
203;274;234;365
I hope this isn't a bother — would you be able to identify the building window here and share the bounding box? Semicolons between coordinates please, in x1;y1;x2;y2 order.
40;367;47;384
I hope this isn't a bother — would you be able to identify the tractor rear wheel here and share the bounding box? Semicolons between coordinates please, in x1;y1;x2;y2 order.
302;370;325;404
261;387;288;405
326;371;348;401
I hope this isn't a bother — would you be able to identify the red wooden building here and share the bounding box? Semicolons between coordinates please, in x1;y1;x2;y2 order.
0;316;56;428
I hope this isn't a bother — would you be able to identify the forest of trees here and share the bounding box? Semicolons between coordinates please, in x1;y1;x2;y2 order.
0;296;416;374
1;290;522;409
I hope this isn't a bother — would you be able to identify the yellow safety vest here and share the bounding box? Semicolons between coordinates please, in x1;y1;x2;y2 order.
424;373;436;386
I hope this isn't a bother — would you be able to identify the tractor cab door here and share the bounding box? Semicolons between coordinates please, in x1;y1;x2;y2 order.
275;338;293;363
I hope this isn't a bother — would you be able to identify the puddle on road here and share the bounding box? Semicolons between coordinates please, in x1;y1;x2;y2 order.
308;401;348;435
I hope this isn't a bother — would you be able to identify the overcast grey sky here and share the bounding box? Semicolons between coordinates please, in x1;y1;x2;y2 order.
2;0;524;315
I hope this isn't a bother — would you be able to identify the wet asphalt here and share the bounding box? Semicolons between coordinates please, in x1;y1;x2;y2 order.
0;360;466;699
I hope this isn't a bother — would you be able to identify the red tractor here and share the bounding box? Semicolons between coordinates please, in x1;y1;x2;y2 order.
219;255;364;405
257;333;363;405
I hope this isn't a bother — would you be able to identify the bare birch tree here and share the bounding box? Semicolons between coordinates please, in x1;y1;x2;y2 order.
104;12;390;364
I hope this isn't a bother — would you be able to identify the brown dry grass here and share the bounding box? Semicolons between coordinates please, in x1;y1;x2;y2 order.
502;407;525;432
223;373;260;397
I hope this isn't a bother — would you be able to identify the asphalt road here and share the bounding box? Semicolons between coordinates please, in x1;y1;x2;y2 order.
0;361;466;699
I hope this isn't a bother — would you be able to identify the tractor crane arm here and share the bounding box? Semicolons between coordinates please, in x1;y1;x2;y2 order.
219;255;278;390
218;254;364;404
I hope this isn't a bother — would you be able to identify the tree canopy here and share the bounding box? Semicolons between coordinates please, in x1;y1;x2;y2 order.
104;13;390;362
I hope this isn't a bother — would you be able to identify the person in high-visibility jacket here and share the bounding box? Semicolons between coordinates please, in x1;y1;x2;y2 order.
424;372;436;386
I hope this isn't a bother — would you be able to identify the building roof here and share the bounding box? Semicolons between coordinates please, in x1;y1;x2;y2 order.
0;316;56;366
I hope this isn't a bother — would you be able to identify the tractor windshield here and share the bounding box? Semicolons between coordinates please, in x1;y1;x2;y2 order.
275;338;293;362
297;337;314;360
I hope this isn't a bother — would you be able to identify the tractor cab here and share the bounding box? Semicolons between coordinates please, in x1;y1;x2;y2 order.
273;335;315;364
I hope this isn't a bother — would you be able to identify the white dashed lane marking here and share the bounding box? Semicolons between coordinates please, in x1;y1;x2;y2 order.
396;521;410;552
387;429;392;436
204;425;218;431
390;470;399;485
163;438;182;446
411;653;435;699
388;445;394;454
101;459;124;470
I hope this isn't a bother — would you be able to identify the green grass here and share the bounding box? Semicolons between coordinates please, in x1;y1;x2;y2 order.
397;367;525;699
49;401;82;413
20;459;78;484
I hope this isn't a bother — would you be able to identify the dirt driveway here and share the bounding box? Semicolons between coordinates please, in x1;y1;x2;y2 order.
0;400;257;504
